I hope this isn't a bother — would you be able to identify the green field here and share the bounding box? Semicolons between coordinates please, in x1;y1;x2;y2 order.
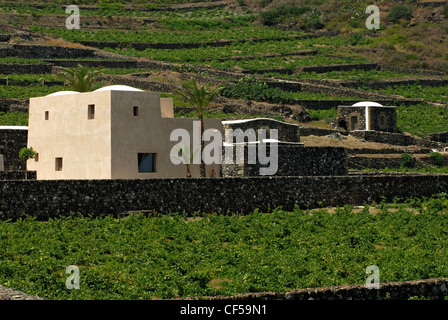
1;196;448;300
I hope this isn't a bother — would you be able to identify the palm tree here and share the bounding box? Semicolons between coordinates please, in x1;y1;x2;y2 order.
56;64;104;92
175;79;224;177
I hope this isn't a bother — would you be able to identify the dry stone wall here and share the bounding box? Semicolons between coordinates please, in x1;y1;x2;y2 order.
0;128;28;170
1;174;448;220
200;278;448;300
0;44;95;59
222;145;348;177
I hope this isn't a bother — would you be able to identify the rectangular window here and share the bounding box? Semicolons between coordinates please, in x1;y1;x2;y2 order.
138;153;156;173
351;116;359;131
45;111;49;120
88;104;95;120
55;157;63;171
35;153;39;162
133;106;139;116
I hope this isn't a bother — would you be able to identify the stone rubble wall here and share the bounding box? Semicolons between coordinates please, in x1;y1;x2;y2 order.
196;278;448;301
0;285;43;300
1;174;448;220
0;129;28;171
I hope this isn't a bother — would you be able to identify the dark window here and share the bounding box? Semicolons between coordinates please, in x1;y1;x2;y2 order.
88;104;95;119
138;153;156;173
133;106;139;116
45;111;49;120
351;116;359;131
55;157;63;171
35;153;39;162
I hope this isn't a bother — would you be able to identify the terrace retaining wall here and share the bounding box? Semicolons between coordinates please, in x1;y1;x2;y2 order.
349;154;448;170
1;174;448;220
221;145;347;177
201;278;448;300
427;132;448;143
0;44;95;59
0;128;28;170
350;131;444;149
0;98;28;112
43;59;138;68
0;63;53;75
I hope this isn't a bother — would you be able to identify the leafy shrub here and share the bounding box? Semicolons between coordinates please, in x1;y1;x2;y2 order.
429;152;444;167
401;153;415;168
310;16;324;30
221;77;294;104
346;33;372;46
0;111;28;126
387;5;412;24
443;5;448;18
260;4;313;26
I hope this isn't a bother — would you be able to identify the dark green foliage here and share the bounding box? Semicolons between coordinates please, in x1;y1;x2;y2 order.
429;152;444;167
260;4;313;26
387;5;412;24
2;196;448;300
18;147;36;161
221;77;294;104
443;5;448;18
0;111;28;126
400;153;415;168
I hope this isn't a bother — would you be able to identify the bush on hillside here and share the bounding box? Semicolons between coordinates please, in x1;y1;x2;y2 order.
387;5;412;24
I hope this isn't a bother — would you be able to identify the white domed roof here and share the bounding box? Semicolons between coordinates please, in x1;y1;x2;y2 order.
352;101;383;107
94;85;144;92
45;91;79;97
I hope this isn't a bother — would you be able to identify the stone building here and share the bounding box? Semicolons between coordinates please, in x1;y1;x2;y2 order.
336;101;397;132
221;118;347;177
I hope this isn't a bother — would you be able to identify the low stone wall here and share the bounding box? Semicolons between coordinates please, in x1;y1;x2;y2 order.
1;174;448;220
0;63;53;75
342;78;448;90
300;127;346;137
350;131;444;149
427;132;448;143
0;44;95;59
44;59;138;68
299;81;412;101
200;278;448;300
222;145;348;177
0;285;43;300
0;128;28;170
0;170;36;180
293;99;423;110
346;147;434;155
0;98;28;113
300;63;378;74
78;34;314;51
349;154;448;170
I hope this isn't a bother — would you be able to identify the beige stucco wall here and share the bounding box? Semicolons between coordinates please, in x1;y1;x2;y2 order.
27;89;222;180
110;91;222;179
27;91;112;180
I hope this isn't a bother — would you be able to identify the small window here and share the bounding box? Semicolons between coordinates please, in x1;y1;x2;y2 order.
45;111;49;120
34;153;39;162
88;104;95;120
138;153;156;173
133;106;139;116
55;157;63;171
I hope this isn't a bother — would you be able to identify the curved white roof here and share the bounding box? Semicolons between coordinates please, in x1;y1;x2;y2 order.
0;126;28;130
222;118;299;126
352;101;383;107
94;85;144;92
45;91;79;97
